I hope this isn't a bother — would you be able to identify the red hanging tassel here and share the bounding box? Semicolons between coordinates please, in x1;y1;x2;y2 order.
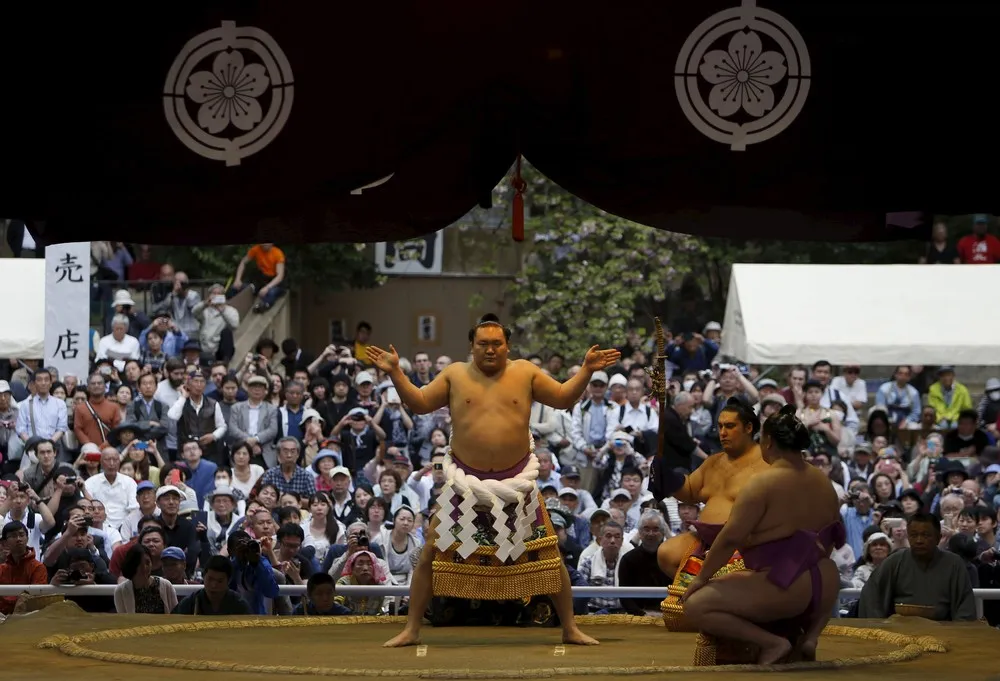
511;155;526;242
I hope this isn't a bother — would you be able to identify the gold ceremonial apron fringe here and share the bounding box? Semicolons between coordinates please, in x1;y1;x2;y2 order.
432;491;563;601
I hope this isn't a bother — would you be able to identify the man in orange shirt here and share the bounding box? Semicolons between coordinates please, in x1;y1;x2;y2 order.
74;372;122;449
229;243;287;312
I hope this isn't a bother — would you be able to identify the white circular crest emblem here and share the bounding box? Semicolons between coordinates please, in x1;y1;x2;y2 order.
163;21;294;166
675;0;810;151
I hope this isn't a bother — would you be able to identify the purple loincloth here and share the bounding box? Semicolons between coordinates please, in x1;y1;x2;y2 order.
741;522;846;616
450;451;532;480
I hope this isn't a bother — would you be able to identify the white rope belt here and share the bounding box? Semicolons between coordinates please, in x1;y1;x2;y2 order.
434;435;539;563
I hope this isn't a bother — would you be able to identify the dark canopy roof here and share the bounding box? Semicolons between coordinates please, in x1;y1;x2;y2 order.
1;1;991;245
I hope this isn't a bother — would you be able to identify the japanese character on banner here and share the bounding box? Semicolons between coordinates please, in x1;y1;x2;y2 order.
54;330;80;360
54;253;84;283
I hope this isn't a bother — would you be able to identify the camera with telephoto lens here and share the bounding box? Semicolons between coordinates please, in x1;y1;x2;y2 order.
698;369;713;381
357;530;369;548
67;569;85;583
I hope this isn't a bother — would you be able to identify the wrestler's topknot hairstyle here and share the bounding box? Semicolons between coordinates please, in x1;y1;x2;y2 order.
762;404;811;452
720;396;760;435
469;313;512;343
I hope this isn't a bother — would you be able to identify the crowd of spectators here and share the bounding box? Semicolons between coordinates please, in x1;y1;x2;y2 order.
2;227;1000;624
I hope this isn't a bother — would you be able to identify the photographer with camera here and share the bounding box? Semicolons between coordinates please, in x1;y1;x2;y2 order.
841;483;875;559
324;521;389;580
151;271;201;337
666;332;718;374
1;480;56;555
225;529;280;615
16;438;83;534
49;547;116;612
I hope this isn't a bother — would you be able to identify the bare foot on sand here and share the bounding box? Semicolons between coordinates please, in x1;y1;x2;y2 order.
383;629;422;648
563;627;600;646
757;638;793;665
798;638;817;662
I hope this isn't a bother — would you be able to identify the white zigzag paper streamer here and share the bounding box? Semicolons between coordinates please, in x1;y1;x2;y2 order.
491;496;516;563
510;492;530;555
434;482;456;552
509;485;541;561
456;490;480;559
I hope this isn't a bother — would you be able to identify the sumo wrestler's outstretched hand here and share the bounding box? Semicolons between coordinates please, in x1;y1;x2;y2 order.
366;345;400;372
583;345;621;372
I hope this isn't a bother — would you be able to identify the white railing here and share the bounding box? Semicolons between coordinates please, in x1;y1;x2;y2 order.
2;584;1000;601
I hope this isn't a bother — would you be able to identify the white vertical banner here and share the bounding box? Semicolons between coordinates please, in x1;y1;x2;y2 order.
45;242;91;381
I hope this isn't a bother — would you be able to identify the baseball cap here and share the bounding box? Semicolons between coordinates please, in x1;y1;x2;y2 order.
557;487;579;498
560;465;581;479
347;407;368;419
247;375;269;388
590;371;609;385
355;371;374;385
756;378;778;389
610;488;631;500
179;499;199;515
311;449;343;474
161;547;186;561
760;393;787;407
986;464;1000;475
608;374;628;388
703;321;722;333
155;485;183;500
301;408;325;424
208;486;237;502
0;380;10;394
550;513;567;528
331;465;352;478
539;481;559;492
987;378;1000;392
136;481;155;493
587;507;611;522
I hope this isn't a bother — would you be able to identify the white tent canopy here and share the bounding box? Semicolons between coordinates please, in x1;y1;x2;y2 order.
0;259;45;357
719;264;1000;365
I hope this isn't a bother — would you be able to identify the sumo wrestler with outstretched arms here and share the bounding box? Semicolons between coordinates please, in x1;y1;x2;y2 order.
366;315;619;648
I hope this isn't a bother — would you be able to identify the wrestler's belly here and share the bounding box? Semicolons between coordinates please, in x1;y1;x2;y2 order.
450;412;532;472
697;496;736;525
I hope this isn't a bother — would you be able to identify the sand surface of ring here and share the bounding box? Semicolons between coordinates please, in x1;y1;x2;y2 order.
3;604;1000;680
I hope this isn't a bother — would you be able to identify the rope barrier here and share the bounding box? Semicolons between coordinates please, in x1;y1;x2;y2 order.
33;615;949;676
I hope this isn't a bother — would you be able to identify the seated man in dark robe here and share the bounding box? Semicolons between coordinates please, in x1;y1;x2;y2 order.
858;512;977;622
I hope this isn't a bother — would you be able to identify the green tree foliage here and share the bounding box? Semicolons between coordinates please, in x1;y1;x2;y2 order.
159;243;383;291
509;164;702;358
